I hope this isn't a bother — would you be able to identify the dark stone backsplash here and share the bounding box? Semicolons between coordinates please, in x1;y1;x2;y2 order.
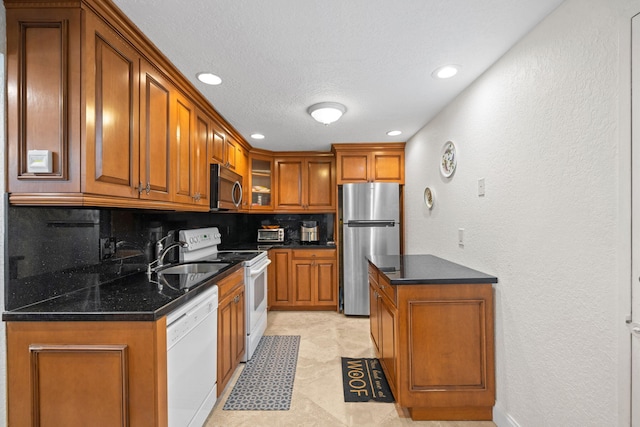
5;206;333;310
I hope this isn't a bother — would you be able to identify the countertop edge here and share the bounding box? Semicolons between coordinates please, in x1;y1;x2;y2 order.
2;263;243;322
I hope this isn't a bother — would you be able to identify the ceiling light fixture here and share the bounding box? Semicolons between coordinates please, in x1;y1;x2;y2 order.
251;133;265;140
386;130;402;136
307;102;347;125
196;72;222;85
432;65;459;79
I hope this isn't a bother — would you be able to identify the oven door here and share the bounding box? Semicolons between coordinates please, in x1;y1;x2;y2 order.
244;255;271;360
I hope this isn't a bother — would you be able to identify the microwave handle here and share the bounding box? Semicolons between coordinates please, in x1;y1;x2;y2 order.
232;181;243;207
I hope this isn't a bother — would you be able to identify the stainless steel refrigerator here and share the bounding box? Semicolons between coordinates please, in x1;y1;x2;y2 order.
342;182;400;315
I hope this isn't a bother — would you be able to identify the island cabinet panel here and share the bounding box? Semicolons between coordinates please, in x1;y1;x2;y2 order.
6;320;168;427
6;8;83;193
217;268;246;396
367;260;496;421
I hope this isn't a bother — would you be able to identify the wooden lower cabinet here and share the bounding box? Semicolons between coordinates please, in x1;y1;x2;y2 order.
268;248;337;310
368;261;495;421
216;268;246;396
6;320;168;427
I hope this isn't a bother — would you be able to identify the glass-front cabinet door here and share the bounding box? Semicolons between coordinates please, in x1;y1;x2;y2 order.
249;153;273;210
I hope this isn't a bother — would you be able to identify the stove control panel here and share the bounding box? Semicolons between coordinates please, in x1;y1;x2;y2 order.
179;227;222;252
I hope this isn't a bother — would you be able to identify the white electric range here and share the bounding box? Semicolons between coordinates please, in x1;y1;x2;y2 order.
178;227;271;362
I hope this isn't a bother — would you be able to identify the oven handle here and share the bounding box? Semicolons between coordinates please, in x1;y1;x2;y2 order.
249;258;271;276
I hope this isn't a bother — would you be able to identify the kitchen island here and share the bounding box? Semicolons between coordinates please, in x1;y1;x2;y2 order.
367;254;498;421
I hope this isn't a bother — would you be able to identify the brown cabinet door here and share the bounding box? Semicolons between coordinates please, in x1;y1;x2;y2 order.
316;260;337;304
236;145;250;210
6;8;82;193
217;294;234;396
372;151;404;183
379;295;397;389
172;92;196;204
233;288;246;363
292;260;314;304
226;136;238;170
369;283;380;354
193;109;211;206
337;153;369;184
84;12;140;198
306;157;335;210
274;157;304;211
210;130;226;165
139;60;172;201
269;250;292;307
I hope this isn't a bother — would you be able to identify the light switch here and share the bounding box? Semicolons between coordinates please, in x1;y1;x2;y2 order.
478;178;485;196
458;228;464;246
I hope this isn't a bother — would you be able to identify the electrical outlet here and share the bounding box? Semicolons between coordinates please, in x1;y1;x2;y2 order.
100;237;116;260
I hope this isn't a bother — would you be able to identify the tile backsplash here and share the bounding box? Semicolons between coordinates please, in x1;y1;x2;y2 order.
5;206;333;310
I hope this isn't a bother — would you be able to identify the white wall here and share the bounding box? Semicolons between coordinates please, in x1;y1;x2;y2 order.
404;0;633;425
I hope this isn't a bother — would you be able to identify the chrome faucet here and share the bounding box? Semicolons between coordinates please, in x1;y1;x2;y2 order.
147;240;188;274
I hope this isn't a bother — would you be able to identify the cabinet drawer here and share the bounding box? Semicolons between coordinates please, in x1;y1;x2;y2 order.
379;274;396;306
291;249;336;259
217;267;244;300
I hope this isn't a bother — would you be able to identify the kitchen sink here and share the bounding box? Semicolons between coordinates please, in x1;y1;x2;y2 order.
158;262;230;275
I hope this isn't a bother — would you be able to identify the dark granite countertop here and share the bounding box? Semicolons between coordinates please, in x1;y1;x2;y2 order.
368;254;498;285
2;261;243;322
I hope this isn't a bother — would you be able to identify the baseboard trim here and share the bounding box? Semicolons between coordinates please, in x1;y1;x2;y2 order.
493;403;521;427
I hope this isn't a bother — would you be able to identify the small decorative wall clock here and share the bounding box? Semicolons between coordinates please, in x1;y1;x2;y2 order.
440;141;457;178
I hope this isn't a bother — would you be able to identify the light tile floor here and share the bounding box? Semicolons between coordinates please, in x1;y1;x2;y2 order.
206;311;496;427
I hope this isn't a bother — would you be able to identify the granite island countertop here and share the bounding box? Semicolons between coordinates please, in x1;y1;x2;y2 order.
2;261;243;322
368;254;498;285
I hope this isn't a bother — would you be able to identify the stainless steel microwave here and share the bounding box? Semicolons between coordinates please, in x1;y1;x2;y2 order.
210;164;243;211
257;228;285;243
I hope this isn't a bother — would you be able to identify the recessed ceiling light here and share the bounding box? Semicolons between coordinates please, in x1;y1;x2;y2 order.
432;65;459;79
251;133;265;140
386;130;402;136
196;72;222;85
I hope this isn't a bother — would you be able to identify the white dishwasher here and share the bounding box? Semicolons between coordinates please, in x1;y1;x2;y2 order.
167;285;218;427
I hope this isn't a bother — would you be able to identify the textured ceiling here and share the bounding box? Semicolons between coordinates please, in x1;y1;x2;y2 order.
113;0;565;152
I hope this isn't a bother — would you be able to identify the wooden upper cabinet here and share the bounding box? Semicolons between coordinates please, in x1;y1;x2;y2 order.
139;59;172;201
84;11;140;198
273;154;335;212
172;91;197;204
6;7;82;193
193;109;212;207
5;1;250;211
332;143;405;184
209;128;238;170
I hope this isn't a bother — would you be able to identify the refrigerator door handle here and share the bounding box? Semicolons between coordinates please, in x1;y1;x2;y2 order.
346;220;396;227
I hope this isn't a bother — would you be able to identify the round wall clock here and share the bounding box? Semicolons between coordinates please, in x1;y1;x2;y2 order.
424;187;434;209
440;141;457;177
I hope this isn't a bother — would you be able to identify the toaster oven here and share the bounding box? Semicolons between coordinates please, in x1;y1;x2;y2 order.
257;228;284;243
